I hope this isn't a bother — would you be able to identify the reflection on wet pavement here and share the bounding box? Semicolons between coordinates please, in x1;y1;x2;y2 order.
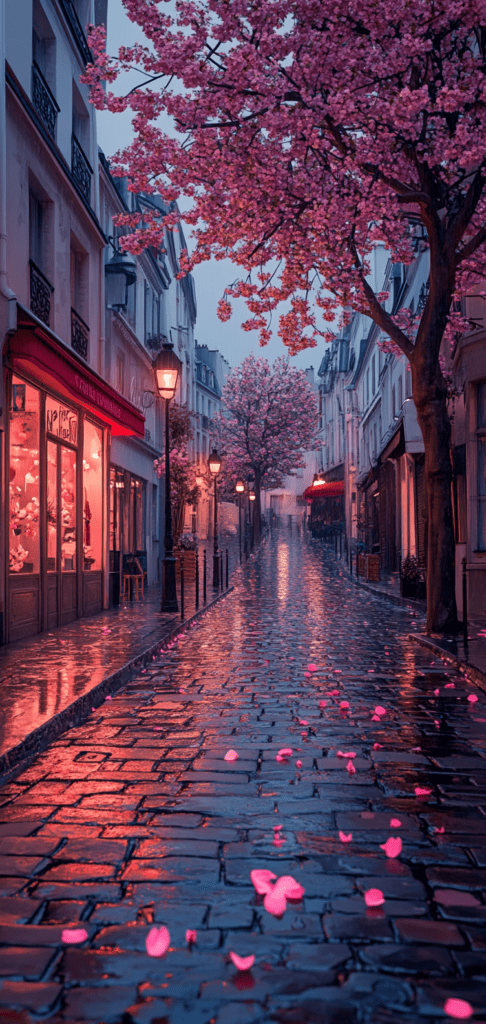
0;530;485;1023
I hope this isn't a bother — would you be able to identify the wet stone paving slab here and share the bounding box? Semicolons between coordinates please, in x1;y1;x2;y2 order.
0;532;485;1023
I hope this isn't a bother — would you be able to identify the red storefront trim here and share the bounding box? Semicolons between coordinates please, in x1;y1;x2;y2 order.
8;319;145;438
303;480;345;500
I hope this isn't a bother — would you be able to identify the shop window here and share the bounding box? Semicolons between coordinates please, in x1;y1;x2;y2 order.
83;421;103;570
9;377;41;574
61;446;77;571
46;395;78;445
47;440;58;571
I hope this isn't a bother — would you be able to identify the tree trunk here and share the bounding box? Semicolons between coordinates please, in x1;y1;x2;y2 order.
411;358;458;634
254;470;262;541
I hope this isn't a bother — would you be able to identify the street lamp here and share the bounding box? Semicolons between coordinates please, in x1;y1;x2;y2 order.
105;249;137;309
235;479;245;563
208;448;222;587
249;490;256;551
153;341;182;612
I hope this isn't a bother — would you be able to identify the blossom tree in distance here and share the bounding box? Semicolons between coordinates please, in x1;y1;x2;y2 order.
214;355;318;536
84;1;486;631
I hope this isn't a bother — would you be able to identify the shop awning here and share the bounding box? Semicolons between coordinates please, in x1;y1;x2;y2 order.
303;480;345;499
9;314;145;438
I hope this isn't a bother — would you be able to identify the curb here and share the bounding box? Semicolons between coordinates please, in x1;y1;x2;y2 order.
409;632;486;695
0;586;234;782
333;554;427;616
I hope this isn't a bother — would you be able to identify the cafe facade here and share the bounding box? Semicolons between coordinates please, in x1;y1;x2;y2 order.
2;308;145;643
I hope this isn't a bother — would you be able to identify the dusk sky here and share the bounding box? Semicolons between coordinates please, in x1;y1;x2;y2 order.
96;0;322;374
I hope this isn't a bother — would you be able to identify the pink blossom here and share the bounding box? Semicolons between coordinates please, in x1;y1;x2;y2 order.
61;928;88;944
145;926;170;957
380;837;402;858
229;951;255;971
364;888;385;908
443;998;473;1019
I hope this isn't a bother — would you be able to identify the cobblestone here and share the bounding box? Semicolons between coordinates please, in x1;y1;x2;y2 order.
0;530;485;1022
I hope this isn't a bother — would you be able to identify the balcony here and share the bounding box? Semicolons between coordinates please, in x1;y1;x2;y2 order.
71;308;89;359
31;63;60;139
71;134;92;202
29;260;53;326
59;0;91;65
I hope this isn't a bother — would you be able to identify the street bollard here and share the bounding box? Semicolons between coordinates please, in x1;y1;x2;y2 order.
356;551;360;580
226;549;229;589
219;553;223;590
462;556;468;647
334;531;338;557
203;549;207;604
195;550;199;610
339;530;342;558
180;556;184;621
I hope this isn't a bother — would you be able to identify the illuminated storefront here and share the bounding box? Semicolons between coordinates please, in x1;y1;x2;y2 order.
2;310;144;643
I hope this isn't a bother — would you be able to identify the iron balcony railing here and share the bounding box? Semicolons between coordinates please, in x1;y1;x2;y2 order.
71;308;89;359
29;259;53;326
71;134;93;202
58;0;91;64
31;62;60;139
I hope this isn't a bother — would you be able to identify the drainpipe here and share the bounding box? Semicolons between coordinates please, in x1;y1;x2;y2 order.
0;0;17;372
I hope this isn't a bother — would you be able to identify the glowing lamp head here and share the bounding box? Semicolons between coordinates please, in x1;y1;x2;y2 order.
249;492;256;501
235;479;245;493
153;342;181;400
208;449;222;476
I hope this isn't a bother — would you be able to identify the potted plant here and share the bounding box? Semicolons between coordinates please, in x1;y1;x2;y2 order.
401;555;421;598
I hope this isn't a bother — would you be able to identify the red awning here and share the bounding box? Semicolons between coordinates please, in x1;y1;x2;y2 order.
303;480;345;499
8;316;145;438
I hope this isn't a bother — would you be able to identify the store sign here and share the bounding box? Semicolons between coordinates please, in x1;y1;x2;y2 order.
46;398;78;445
73;373;123;421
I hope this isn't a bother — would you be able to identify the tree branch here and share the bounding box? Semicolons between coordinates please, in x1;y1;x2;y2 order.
456;223;486;265
360;276;415;359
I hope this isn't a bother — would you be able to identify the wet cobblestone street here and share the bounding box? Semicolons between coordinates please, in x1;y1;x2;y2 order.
0;530;486;1024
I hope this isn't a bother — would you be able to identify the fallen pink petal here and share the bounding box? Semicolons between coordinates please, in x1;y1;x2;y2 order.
443;998;474;1019
467;694;478;703
372;743;383;750
415;786;432;796
263;888;287;916
277;748;292;757
229;951;255;971
295;759;302;768
374;705;386;716
273;875;305;899
390;818;402;828
145;926;170;958
185;929;197;944
250;869;277;895
380;836;402;858
346;760;356;774
224;749;239;761
339;831;353;843
61;928;88;944
364;888;385;907
299;720;308;725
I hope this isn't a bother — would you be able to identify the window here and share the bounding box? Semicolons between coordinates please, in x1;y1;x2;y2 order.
9;378;41;574
32;1;56;90
29;190;44;270
371;355;376;394
72;82;89;153
83;421;103;570
366;368;370;405
478;381;486;428
70;239;88;320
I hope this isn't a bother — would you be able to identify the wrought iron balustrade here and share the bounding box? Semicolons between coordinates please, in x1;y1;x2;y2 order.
31;63;60;139
29;260;53;325
59;0;91;64
71;308;89;359
71;134;92;202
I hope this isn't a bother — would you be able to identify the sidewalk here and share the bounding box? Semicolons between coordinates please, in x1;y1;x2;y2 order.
0;538;240;778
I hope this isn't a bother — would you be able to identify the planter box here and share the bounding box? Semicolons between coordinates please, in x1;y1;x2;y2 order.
358;553;380;581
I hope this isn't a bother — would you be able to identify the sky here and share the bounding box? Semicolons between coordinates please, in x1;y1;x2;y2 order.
95;0;321;374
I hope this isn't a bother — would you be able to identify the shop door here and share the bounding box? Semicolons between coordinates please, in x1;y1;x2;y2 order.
45;439;78;627
8;377;41;641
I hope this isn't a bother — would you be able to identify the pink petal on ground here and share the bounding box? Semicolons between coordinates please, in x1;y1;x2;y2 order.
91;707;95;712
339;831;353;843
332;688;340;694
229;951;255;971
415;786;432;796
274;875;305;900
304;672;311;677
343;751;356;758
319;700;327;707
468;694;478;703
273;824;283;831
61;928;88;944
435;826;445;834
308;663;317;671
364;888;385;907
277;748;292;757
250;869;277;895
371;714;381;721
346;760;356;775
146;926;170;957
301;731;307;737
224;749;239;762
374;705;386;716
185;929;197;944
380;836;402;858
264;889;287;916
443;998;473;1019
445;683;455;688
340;701;350;709
273;836;286;847
390;818;402;828
299;720;309;726
295;760;302;768
275;754;284;762
434;688;440;695
411;746;421;752
372;743;383;750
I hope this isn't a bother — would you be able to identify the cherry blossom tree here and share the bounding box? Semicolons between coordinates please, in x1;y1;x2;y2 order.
214;355;318;537
84;1;486;631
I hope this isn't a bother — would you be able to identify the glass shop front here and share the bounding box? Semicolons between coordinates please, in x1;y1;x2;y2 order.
3;314;145;643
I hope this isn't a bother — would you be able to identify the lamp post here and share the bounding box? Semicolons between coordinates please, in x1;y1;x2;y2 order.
153;341;182;612
249;490;256;550
105;249;137;309
235;479;244;563
208;448;222;587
